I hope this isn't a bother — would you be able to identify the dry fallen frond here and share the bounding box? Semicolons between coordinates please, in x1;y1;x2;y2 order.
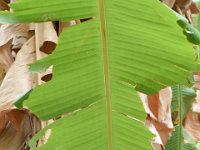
0;0;9;10
0;22;58;148
0;37;37;111
162;0;176;8
0;64;4;80
35;22;58;54
162;0;199;23
0;24;32;47
146;116;173;150
0;42;14;73
184;111;200;141
0;109;41;150
0;21;58;111
139;87;173;148
193;73;200;113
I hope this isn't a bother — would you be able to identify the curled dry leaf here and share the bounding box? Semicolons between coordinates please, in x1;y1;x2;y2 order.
0;24;33;47
58;20;77;34
193;73;200;135
190;2;200;14
35;22;58;55
0;0;9;10
185;72;200;142
193;72;200;90
0;24;33;68
0;37;37;111
0;109;41;150
0;64;4;80
193;90;200;113
0;22;58;111
193;73;200;113
138;92;157;120
12;34;32;50
146;116;173;149
0;41;14;73
139;87;173;127
162;0;199;24
0;24;33;75
162;0;176;8
139;87;173;147
184;111;200;141
174;0;193;13
0;22;58;149
151;143;163;150
0;109;28;132
162;0;194;12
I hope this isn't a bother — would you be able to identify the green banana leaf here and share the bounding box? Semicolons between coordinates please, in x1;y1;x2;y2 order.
183;24;200;45
166;127;200;150
0;0;199;149
184;144;198;150
166;86;196;150
176;12;200;45
166;126;181;150
171;85;196;117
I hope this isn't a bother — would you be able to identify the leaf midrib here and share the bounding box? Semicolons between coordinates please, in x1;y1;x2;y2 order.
178;85;183;150
99;0;112;149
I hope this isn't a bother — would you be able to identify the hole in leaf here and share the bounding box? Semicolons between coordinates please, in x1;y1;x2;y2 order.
40;41;56;54
41;73;53;82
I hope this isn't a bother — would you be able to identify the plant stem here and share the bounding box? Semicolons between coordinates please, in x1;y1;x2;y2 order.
178;84;183;150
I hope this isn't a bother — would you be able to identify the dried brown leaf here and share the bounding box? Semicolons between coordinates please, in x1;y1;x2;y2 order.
0;37;37;111
139;87;173;126
0;42;14;73
6;109;26;132
147;94;160;119
139;88;173;147
184;111;200;141
58;21;76;34
175;0;192;12
36;22;58;54
146;116;173;148
0;64;4;81
0;111;6;131
193;73;200;90
192;73;200;113
162;0;199;24
0;22;58;110
0;0;9;10
0;109;41;150
190;2;200;14
162;0;176;8
193;90;200;113
0;24;32;47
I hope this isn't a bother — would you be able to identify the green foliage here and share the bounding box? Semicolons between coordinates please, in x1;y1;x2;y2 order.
165;126;200;150
177;13;200;45
177;19;200;45
171;85;196;116
0;0;199;149
166;85;196;150
14;89;32;109
166;126;181;150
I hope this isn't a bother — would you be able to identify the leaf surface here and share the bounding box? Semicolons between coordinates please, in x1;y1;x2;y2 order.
166;85;196;150
0;0;199;149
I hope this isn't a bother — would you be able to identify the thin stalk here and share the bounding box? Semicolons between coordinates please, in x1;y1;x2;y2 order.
178;84;183;150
